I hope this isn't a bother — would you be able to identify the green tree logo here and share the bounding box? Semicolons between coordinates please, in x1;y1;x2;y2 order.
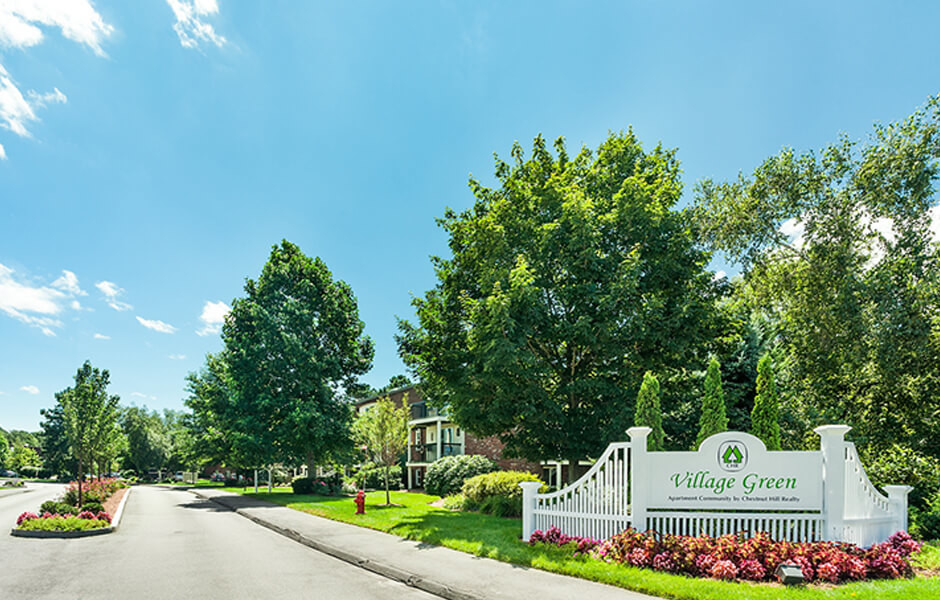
717;441;747;471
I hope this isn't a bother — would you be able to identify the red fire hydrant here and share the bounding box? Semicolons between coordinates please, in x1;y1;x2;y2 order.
354;490;366;515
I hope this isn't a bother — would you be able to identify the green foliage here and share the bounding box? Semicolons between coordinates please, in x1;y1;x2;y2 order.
120;406;170;475
38;405;74;477
352;396;409;504
695;358;728;448
223;240;374;469
634;372;664;451
184;353;238;468
18;516;109;532
913;493;940;541
441;493;468;511
0;431;8;469
696;95;940;458
867;445;940;510
461;470;545;517
40;501;76;515
291;474;343;496
8;445;40;474
751;354;781;450
348;463;403;491
398;131;723;471
424;454;498;497
56;361;121;504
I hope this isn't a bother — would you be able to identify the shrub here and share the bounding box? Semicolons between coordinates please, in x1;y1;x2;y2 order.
81;501;104;513
18;514;110;532
347;464;403;491
912;491;940;541
441;493;469;511
40;501;76;515
461;470;546;517
424;455;497;497
867;445;940;511
291;474;343;496
555;528;923;583
62;478;123;505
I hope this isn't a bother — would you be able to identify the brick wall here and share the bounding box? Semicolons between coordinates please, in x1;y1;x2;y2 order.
464;433;542;475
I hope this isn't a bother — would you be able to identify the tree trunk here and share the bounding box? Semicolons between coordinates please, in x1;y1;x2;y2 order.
306;451;316;479
567;458;580;485
384;465;392;506
77;457;83;507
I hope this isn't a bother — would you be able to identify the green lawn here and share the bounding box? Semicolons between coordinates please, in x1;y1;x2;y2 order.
231;489;939;600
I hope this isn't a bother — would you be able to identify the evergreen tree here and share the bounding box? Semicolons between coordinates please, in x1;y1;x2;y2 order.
695;358;728;448
751;354;781;450
634;372;664;451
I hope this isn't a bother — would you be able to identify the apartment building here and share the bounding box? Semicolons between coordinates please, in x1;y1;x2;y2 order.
353;384;541;489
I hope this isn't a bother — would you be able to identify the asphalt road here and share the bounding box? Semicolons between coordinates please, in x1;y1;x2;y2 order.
0;484;440;600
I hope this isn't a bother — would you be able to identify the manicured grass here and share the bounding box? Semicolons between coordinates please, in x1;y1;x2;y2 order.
232;489;939;600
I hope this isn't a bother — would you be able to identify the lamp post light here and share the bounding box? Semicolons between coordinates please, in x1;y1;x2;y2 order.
775;563;805;585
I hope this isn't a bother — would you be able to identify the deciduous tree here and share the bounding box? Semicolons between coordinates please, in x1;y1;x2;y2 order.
224;240;374;470
352;396;409;505
398;132;721;481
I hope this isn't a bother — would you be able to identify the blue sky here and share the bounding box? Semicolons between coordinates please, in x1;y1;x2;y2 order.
1;1;939;431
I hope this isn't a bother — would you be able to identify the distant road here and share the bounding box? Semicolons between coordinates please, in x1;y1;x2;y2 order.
0;484;439;600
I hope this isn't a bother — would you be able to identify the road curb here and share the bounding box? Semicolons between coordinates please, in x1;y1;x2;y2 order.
9;486;132;539
191;490;485;600
0;487;31;499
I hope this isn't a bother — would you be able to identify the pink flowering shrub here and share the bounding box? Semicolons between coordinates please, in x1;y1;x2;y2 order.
63;477;124;505
528;526;600;555
527;527;922;584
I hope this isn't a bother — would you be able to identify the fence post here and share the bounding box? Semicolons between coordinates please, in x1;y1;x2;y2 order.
627;427;652;532
883;485;913;533
814;425;851;541
519;481;542;542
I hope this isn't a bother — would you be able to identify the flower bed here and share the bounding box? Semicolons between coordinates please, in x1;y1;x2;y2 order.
16;511;111;532
12;477;127;534
529;527;922;584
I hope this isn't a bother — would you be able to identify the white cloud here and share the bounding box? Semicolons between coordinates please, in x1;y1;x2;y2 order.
93;332;109;340
779;217;806;250
0;0;114;55
166;0;226;49
0;1;112;158
136;316;177;334
51;269;85;296
196;300;229;336
168;353;186;360
95;280;132;311
713;270;726;281
130;391;157;401
19;385;39;394
0;262;79;334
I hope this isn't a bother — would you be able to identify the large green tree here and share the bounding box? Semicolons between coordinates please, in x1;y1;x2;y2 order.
398;132;722;480
38;405;75;478
696;95;940;457
121;406;170;477
184;352;242;469
0;431;9;470
223;240;374;469
56;361;121;505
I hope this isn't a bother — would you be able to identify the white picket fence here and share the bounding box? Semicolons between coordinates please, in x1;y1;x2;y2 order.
520;425;911;547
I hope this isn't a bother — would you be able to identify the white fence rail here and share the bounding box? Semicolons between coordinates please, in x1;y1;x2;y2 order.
521;425;911;547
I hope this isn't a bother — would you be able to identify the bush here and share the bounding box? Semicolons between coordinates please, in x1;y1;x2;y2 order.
530;528;921;583
40;501;76;515
62;478;123;506
291;473;343;496
347;464;403;491
912;491;940;541
424;455;498;497
17;514;110;532
441;493;469;511
81;501;104;513
867;445;940;510
461;470;546;517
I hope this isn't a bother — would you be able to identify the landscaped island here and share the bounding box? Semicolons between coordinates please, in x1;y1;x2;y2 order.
13;478;127;535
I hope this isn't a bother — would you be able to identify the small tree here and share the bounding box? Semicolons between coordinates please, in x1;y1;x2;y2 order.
634;372;664;451
58;361;121;505
751;354;781;450
0;431;8;470
695;358;729;448
9;445;41;477
353;396;410;505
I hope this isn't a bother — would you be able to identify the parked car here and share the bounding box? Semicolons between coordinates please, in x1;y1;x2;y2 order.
174;472;184;482
1;470;17;478
210;472;225;482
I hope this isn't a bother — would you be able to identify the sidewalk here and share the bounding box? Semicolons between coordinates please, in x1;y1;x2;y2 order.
190;488;660;600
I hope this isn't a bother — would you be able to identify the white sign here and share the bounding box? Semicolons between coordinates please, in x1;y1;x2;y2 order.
646;432;822;511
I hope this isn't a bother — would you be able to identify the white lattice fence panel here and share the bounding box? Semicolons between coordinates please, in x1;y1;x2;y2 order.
532;443;631;540
647;512;824;542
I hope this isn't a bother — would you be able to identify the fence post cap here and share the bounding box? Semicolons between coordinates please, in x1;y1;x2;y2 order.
883;485;914;497
519;481;542;491
813;424;852;438
627;426;652;438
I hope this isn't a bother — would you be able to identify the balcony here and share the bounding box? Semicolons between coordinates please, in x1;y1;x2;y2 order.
410;402;449;420
409;443;463;463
